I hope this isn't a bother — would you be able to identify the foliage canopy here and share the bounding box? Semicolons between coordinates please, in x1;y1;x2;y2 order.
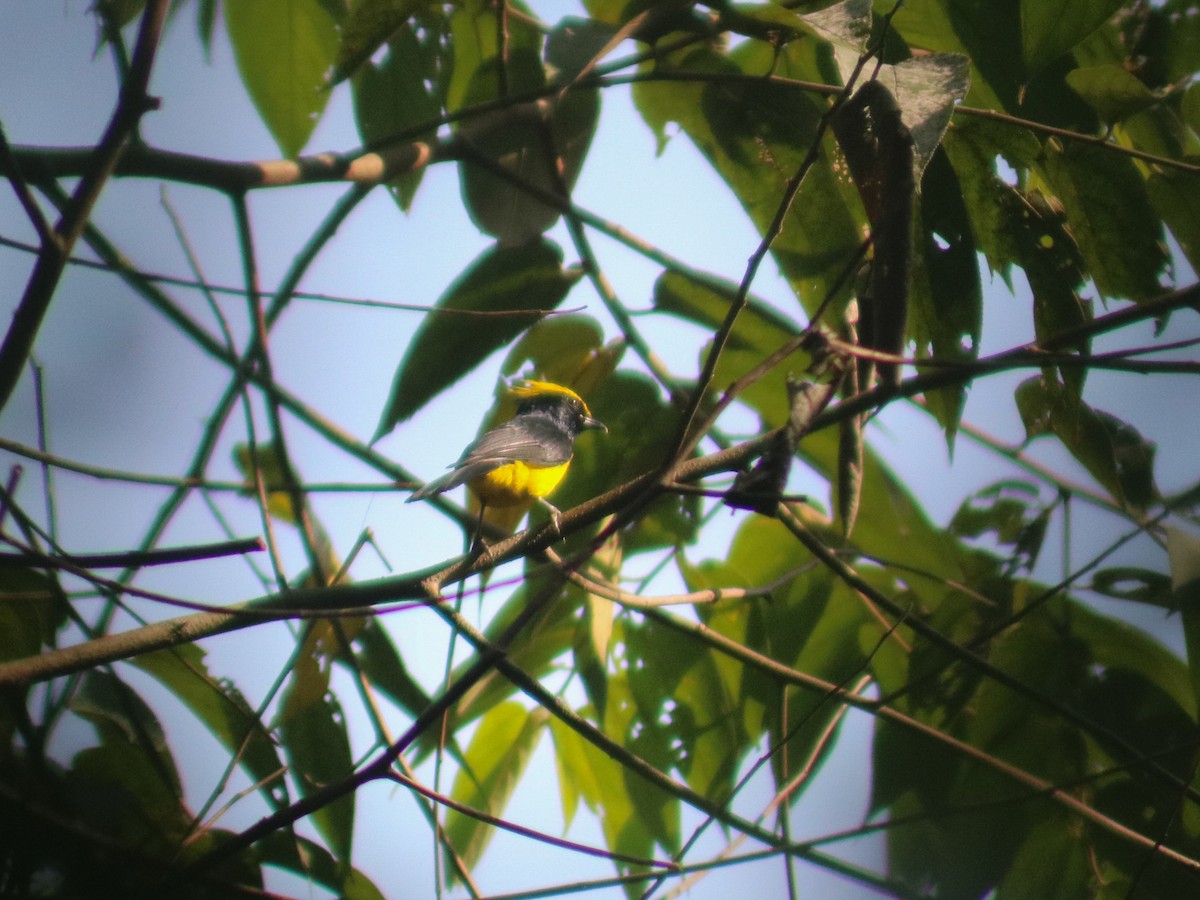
1;1;1199;898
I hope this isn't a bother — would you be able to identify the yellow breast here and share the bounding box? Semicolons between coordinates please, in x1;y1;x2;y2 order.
469;460;571;508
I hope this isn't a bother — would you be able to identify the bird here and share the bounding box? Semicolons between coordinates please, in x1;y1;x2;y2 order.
407;380;606;538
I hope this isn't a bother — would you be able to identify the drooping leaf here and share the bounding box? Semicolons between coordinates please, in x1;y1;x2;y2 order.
373;239;581;438
71;671;176;790
0;566;64;662
258;832;385;899
634;39;862;312
1038;141;1169;302
134;644;291;812
352;19;441;210
277;625;355;862
1066;63;1160;123
333;0;430;83
1016;375;1158;510
1146;169;1200;275
1089;567;1174;607
225;0;340;157
1021;0;1126;74
445;701;549;877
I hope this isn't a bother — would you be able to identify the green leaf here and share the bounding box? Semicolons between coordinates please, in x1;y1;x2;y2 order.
910;147;982;439
1146;170;1200;276
1066;63;1160;123
133;644;291;812
373;239;581;438
549;711;658;868
346;618;432;719
445;0;541;115
0;566;64;662
1039;141;1168;302
233;440;304;524
333;0;430;83
1089;567;1173;607
545;16;621;80
278;630;355;862
352;19;441;210
634;39;862;312
459;74;600;242
225;0;340;157
631;622;743;804
71;671;177;792
1021;0;1125;73
258;833;384;899
445;702;548;876
1015;374;1158;510
415;566;578;762
997;812;1091;900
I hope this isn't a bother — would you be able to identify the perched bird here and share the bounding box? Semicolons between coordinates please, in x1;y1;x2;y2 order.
407;380;605;536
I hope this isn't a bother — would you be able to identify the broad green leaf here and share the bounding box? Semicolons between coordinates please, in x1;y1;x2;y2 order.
68;740;188;850
1038;142;1169;302
225;0;340;157
346;617;432;719
278;631;355;861
414;565;578;763
373;239;581;438
0;566;64;661
258;832;384;898
134;644;291;812
634;39;862;312
997;812;1091;900
445;0;541;116
909;148;982;439
888;0;1018;112
352;20;441;209
71;671;178;791
545;16;621;80
1089;567;1174;607
1170;526;1200;714
446;701;549;876
1146;170;1200;275
499;313;618;393
459;76;600;242
628;616;743;805
1066;63;1160;123
561;371;698;554
1015;375;1158;510
1071;592;1195;720
1021;0;1125;73
333;0;430;83
549;712;658;870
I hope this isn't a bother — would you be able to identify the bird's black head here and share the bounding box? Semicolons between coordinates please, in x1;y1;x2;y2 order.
511;381;606;439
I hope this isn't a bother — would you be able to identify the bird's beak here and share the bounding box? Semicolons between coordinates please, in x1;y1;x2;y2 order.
583;415;607;433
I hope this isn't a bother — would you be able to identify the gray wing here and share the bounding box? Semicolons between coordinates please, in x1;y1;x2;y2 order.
407;417;573;501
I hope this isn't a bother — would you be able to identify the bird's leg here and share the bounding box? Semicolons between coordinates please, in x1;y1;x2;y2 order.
468;504;487;554
538;498;563;539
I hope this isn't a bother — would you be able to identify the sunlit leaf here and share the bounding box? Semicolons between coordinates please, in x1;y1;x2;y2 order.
1066;64;1160;122
225;0;340;157
445;701;549;876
